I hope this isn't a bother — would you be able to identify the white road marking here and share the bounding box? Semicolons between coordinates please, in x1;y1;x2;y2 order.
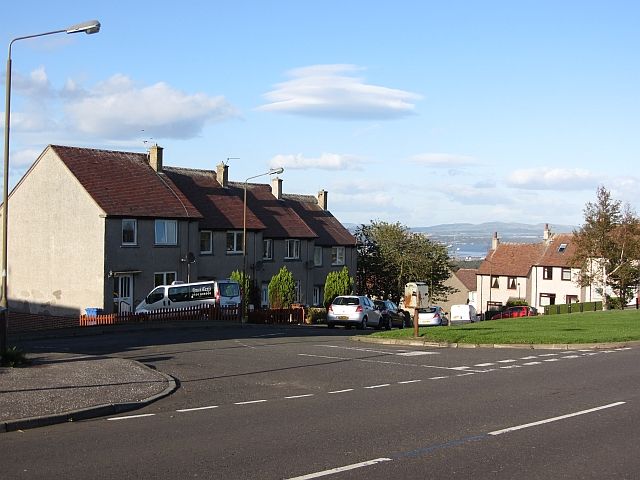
328;389;354;394
497;359;517;363
107;413;156;421
475;362;495;367
538;353;559;357
365;384;390;389
398;380;422;384
523;361;542;365
285;457;392;480
176;405;219;413
397;351;439;356
299;353;349;360
520;356;537;360
563;355;580;359
285;394;315;399
500;365;522;369
456;372;475;377
429;376;448;380
234;400;268;405
489;402;626;436
543;358;560;362
450;366;470;370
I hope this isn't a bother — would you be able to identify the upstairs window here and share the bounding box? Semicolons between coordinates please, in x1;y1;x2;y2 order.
122;219;137;245
200;231;213;254
314;246;323;266
491;276;499;288
561;267;572;281
508;277;517;290
226;231;244;254
543;267;553;280
155;219;177;245
331;246;345;266
558;243;568;253
285;239;300;259
263;239;273;260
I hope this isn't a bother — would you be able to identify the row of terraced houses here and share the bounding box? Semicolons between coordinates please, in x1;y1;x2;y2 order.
2;144;356;317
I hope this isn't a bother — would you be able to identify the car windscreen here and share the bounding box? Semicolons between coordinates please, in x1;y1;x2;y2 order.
333;297;359;306
218;282;240;297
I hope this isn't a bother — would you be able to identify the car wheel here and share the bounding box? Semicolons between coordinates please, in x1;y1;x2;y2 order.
358;317;367;330
398;318;404;329
385;317;391;330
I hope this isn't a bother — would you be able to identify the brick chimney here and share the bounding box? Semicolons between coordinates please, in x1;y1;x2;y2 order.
317;190;328;210
271;176;283;200
491;232;499;250
216;162;228;188
543;223;551;240
149;144;163;172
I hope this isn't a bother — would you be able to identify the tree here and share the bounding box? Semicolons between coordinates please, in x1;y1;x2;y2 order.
572;186;640;309
268;266;296;309
355;221;455;303
323;266;354;307
230;270;252;314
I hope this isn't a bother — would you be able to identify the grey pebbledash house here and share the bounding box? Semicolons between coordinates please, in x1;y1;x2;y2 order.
2;144;356;316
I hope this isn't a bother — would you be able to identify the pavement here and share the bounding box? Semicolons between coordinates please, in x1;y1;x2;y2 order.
0;351;176;433
2;323;638;434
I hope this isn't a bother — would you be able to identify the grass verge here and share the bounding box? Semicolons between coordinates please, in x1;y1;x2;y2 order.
370;309;640;345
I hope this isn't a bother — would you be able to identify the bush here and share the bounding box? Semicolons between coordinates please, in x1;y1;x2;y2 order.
268;266;296;309
306;307;327;324
1;346;30;367
323;266;354;307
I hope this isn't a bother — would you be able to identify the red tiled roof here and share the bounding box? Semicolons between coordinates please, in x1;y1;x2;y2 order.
478;243;543;277
478;233;579;276
284;194;357;246
51;145;201;219
454;269;478;291
163;168;265;230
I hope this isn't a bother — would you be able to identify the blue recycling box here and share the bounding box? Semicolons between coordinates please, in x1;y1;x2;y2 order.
85;308;102;317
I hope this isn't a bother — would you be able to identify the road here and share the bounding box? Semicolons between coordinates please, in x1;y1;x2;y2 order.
2;325;638;479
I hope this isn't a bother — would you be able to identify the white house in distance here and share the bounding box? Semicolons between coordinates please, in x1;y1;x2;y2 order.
476;225;602;314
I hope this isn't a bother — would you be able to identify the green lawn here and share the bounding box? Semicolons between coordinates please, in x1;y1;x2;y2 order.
370;309;640;344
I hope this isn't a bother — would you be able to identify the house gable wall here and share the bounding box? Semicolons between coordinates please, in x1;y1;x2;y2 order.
6;148;105;316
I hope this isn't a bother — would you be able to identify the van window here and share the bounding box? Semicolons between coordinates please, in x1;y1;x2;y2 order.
168;285;190;302
146;287;165;304
218;282;240;298
190;283;215;300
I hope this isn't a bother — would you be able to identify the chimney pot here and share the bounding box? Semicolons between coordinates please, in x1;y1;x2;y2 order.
216;162;228;188
318;190;328;210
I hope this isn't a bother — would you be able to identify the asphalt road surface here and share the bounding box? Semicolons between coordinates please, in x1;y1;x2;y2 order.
3;325;638;479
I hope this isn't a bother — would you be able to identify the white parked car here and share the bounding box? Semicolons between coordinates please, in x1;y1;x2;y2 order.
326;295;382;330
450;304;479;323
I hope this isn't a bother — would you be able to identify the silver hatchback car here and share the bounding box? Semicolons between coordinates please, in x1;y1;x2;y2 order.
326;295;382;329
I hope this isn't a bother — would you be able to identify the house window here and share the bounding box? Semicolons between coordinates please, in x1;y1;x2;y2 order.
155;219;177;245
313;286;322;306
540;293;556;306
285;239;300;259
491;276;499;288
261;283;269;307
200;231;213;254
566;295;579;304
314;246;323;266
508;277;517;290
226;231;244;254
331;246;345;265
543;267;553;280
558;243;568;253
154;271;176;287
122;219;137;245
561;268;572;281
263;239;273;260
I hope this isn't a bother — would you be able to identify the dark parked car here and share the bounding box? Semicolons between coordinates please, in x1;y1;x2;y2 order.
373;300;406;329
491;306;538;319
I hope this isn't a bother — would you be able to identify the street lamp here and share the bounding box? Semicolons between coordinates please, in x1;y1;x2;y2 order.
241;167;284;322
1;20;100;353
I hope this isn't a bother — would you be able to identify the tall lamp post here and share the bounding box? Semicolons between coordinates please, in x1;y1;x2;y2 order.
242;167;284;322
1;20;101;354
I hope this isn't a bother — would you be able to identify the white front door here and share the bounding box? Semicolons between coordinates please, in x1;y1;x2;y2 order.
114;275;133;313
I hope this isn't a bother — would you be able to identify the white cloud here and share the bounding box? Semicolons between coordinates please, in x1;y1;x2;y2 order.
507;167;599;190
409;153;478;167
258;64;421;119
65;74;240;139
269;152;364;170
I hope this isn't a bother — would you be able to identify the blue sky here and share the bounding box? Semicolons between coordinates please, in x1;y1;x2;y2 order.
2;1;639;228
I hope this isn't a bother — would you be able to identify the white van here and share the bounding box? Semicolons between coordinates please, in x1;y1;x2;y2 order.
135;280;241;313
450;304;479;324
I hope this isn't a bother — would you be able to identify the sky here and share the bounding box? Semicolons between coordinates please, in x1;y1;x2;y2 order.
2;1;639;228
